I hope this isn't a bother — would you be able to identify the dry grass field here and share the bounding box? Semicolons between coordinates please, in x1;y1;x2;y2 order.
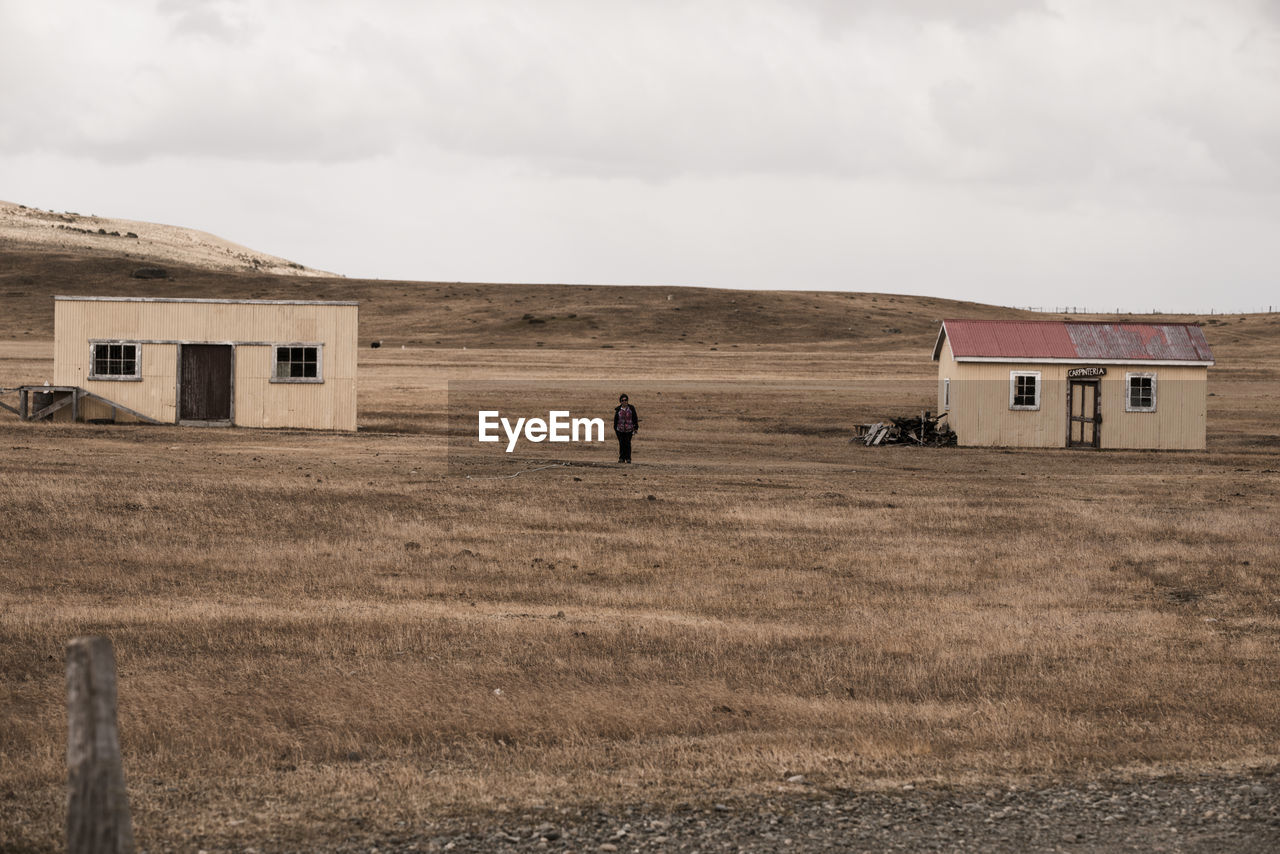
2;243;1279;851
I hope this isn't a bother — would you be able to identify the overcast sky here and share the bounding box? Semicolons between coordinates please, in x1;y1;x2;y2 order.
2;0;1278;312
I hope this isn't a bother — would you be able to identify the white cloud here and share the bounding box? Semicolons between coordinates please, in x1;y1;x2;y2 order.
0;0;1276;310
4;1;1276;184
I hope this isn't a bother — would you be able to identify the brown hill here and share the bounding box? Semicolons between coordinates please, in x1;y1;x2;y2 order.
0;199;333;279
2;203;1271;354
0;240;1013;350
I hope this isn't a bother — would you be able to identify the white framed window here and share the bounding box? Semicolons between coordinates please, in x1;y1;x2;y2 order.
271;344;323;383
943;378;951;409
1126;372;1157;412
1009;371;1040;410
89;342;141;380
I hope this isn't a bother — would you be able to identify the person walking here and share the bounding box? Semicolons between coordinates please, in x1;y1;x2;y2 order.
613;394;639;463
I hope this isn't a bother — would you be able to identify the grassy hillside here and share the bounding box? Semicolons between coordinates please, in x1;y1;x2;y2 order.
0;244;1015;351
0;199;332;278
5;244;1276;360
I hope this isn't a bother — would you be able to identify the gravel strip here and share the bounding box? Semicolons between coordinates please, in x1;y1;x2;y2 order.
329;773;1278;854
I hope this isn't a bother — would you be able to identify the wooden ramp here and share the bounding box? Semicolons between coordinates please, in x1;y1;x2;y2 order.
0;386;162;424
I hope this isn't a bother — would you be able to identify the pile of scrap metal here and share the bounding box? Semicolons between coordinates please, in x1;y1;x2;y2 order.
853;412;957;447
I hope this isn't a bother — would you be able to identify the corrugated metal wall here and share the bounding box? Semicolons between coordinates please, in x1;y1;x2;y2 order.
936;339;1207;449
1097;365;1206;450
54;299;358;430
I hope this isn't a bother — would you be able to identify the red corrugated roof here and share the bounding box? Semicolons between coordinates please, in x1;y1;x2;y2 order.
935;320;1214;363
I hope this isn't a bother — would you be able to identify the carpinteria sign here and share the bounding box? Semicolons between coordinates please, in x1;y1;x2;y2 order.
478;410;606;453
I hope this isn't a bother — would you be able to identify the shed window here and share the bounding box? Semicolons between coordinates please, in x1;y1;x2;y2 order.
1009;371;1040;410
272;345;322;383
90;343;140;380
1126;372;1156;412
943;378;950;409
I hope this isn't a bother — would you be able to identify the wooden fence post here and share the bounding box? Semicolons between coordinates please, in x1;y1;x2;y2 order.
66;636;135;854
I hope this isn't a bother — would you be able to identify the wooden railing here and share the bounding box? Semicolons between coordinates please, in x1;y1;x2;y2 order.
0;386;161;424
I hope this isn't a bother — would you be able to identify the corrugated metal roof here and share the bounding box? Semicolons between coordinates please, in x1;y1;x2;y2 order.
936;320;1214;363
1066;323;1214;361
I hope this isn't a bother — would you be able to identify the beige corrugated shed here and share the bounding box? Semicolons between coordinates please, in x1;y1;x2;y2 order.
933;319;1214;449
52;297;358;430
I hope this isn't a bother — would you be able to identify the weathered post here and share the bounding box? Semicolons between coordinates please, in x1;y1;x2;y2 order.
66;636;135;854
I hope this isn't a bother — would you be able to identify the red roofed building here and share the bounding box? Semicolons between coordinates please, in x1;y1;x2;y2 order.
933;320;1214;449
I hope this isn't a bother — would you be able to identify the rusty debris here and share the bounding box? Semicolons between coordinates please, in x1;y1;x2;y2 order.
853;412;956;447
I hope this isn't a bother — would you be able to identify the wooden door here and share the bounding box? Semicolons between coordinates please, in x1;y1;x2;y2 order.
1067;380;1100;448
179;345;233;423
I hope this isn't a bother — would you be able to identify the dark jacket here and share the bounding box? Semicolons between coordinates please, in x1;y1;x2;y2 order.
613;403;639;434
